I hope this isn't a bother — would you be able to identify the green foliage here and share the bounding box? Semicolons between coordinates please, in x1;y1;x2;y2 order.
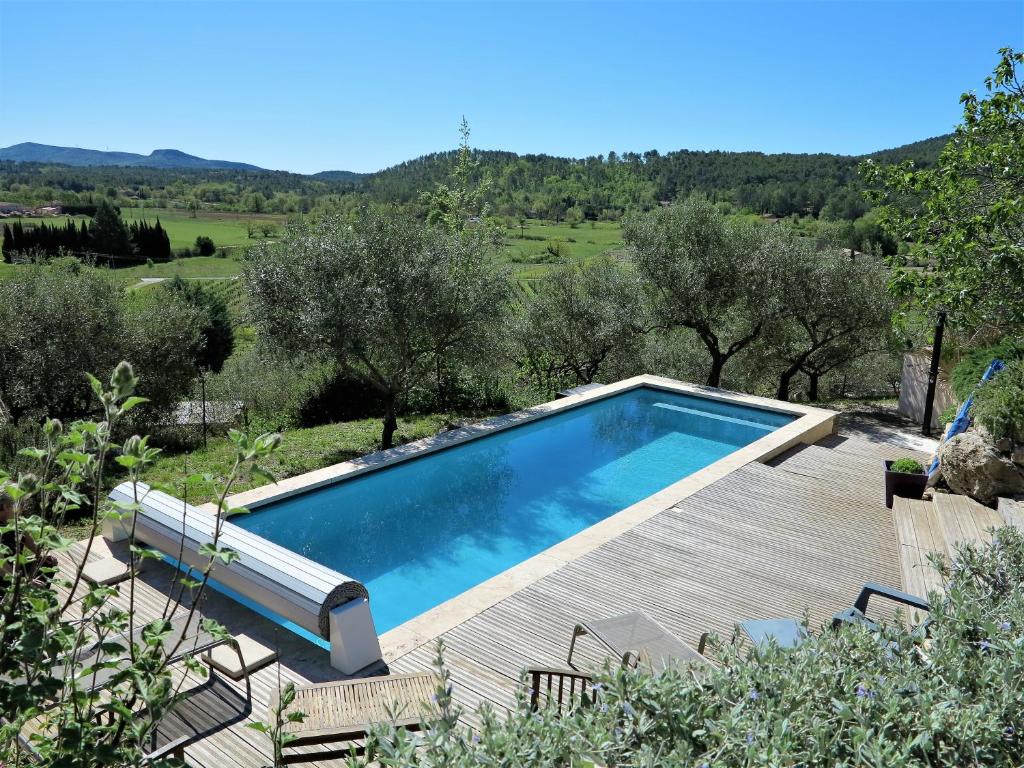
88;198;132;256
0;261;204;425
950;336;1024;400
626;196;785;387
143;408;460;504
194;234;216;256
0;135;947;224
973;360;1024;444
890;457;925;473
161;275;235;372
519;258;647;393
248;680;306;767
865;48;1024;333
768;238;897;401
360;528;1024;767
245;209;512;448
420;118;493;232
0;363;281;767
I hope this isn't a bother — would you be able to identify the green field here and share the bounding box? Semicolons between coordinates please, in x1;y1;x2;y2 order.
144;412;470;505
3;207;287;253
496;220;623;281
121;207;286;251
119;256;243;279
1;216;622;288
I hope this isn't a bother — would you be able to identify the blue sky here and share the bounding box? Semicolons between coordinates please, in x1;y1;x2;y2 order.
1;1;1020;173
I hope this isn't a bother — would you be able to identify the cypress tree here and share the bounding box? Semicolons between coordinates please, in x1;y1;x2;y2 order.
89;200;131;256
2;225;12;262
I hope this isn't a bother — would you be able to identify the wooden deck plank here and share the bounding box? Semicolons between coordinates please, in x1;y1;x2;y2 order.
999;498;1024;530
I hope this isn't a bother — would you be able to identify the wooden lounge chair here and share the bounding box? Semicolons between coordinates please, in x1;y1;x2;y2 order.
14;672;251;765
567;611;709;673
525;667;596;714
271;671;438;764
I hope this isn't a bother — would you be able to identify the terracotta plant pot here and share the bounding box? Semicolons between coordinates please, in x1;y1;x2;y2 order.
883;460;928;509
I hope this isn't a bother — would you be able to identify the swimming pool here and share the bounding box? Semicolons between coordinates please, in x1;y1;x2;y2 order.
234;385;797;634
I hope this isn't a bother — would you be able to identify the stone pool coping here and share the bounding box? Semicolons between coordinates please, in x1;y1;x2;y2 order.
209;375;836;661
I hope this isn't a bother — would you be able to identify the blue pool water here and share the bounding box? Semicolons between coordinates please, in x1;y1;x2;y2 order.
234;387;795;633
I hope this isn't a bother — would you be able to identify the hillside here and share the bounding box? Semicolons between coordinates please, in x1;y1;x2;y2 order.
0;134;951;220
0;142;267;171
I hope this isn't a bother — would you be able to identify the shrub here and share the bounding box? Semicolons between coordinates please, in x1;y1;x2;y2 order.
194;235;216;256
890;457;925;473
973;359;1024;444
950;336;1024;400
360;527;1024;767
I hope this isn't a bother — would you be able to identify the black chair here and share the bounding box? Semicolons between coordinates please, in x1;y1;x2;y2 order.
832;582;931;631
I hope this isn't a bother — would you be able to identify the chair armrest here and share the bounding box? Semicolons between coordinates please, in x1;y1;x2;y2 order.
143;734;188;763
853;582;930;615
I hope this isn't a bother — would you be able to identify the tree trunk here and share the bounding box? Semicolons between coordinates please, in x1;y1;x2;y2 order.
776;365;800;401
381;394;398;450
706;355;726;388
808;373;820;402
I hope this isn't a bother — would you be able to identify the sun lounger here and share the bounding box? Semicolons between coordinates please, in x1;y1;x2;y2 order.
271;671;438;764
700;584;930;653
567;611;709;672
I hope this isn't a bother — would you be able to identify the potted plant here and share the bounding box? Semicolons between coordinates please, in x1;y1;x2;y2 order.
883;457;928;508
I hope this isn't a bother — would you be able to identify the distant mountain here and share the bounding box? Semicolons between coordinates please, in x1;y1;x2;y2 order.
0;142;267;171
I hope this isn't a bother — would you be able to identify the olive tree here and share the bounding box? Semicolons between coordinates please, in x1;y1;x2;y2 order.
0;259;203;425
245;209;511;449
625;197;785;387
519;258;647;393
769;238;897;401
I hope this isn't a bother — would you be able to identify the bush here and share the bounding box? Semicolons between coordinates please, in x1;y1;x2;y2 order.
0;364;281;766
194;235;216;256
950;337;1024;400
973;360;1024;444
0;262;204;427
360;528;1024;767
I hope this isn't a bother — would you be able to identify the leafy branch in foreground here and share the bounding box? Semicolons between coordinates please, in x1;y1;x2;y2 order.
0;362;280;767
864;47;1024;335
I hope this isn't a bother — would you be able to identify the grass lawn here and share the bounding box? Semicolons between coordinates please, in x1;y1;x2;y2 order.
119;256;243;279
498;220;623;273
120;207;287;251
144;412;472;505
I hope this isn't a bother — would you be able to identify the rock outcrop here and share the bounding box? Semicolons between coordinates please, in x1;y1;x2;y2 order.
940;431;1024;505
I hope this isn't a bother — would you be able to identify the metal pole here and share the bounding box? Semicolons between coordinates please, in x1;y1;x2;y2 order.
200;373;208;449
921;310;946;437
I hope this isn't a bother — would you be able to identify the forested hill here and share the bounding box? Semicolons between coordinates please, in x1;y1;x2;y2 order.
0;135;949;219
359;135;951;219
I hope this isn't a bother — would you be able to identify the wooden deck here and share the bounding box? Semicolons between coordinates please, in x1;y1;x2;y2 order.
54;431;925;766
893;490;1009;601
